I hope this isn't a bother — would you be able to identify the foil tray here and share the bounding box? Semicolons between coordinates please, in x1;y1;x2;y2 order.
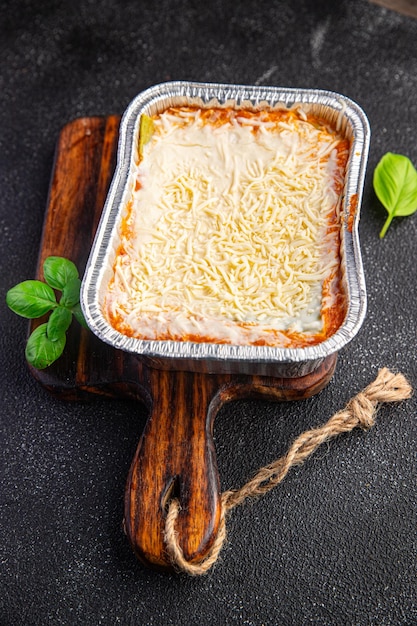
81;81;370;377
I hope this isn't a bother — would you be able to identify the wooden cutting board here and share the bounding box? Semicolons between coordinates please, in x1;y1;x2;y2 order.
30;117;337;571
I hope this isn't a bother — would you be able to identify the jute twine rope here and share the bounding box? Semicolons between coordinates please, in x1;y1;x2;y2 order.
164;368;412;575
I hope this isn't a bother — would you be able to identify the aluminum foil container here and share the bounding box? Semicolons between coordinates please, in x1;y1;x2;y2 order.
81;81;370;377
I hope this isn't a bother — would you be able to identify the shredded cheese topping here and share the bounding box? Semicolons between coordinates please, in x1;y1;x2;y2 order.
105;106;349;347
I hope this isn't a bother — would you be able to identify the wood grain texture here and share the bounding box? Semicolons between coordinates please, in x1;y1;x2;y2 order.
125;370;222;568
32;117;338;570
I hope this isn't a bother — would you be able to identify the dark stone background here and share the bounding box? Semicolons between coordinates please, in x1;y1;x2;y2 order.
1;1;416;624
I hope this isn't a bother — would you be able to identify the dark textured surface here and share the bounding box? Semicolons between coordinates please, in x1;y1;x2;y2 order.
1;1;416;624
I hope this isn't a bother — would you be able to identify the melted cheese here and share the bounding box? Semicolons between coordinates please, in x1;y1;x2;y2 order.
105;106;349;347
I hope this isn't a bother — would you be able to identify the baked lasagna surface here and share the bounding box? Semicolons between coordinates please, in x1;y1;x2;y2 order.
104;106;349;347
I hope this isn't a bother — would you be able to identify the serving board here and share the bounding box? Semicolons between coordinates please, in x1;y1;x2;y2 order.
30;117;337;571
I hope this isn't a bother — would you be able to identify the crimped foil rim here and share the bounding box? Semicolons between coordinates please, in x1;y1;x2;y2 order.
81;81;370;366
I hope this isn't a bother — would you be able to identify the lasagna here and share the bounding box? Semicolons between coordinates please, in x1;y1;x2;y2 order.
104;105;349;348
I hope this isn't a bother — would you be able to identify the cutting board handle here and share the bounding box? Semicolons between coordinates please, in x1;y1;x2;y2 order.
124;369;221;570
122;356;338;571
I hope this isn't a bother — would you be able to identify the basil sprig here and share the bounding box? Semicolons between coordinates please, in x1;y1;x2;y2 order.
373;152;417;238
6;256;88;369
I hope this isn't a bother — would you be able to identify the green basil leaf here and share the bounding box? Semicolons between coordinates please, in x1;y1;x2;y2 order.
60;277;81;308
71;302;89;329
25;323;66;369
6;280;57;318
373;152;417;238
43;256;79;290
47;306;72;341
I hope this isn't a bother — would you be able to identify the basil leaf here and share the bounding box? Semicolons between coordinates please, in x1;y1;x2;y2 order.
6;280;57;318
71;302;89;329
43;256;79;290
60;277;81;308
25;323;66;369
373;152;417;238
47;307;72;341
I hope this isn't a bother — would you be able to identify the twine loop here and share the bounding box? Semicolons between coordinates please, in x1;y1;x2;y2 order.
164;368;412;576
